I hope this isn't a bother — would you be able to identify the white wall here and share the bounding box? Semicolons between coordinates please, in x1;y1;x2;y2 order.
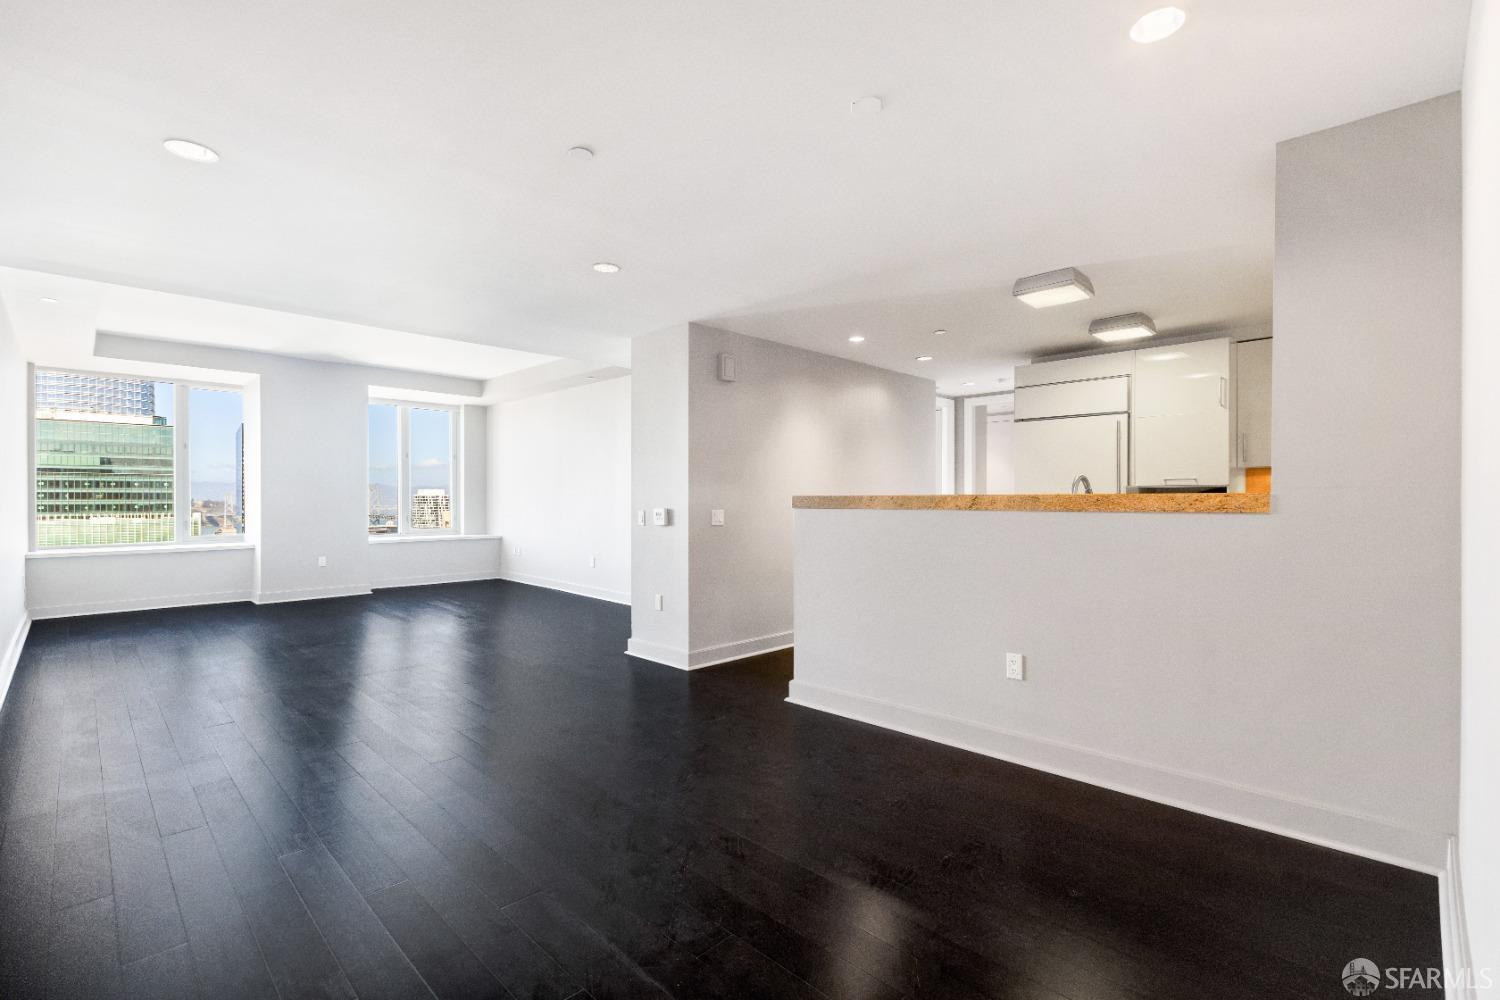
27;546;255;617
1462;0;1500;982
628;326;692;662
790;95;1461;871
0;295;29;710
488;375;631;604
686;324;934;663
24;334;500;616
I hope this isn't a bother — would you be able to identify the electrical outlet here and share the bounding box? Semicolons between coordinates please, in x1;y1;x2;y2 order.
654;594;664;611
710;508;725;526
652;507;671;526
317;555;327;568
511;546;521;556
1005;652;1025;681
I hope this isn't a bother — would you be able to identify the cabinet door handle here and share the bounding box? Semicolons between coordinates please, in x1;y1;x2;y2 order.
1115;420;1122;493
1219;377;1227;408
1239;432;1247;466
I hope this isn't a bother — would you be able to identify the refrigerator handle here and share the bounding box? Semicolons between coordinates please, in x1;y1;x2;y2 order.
1115;419;1122;493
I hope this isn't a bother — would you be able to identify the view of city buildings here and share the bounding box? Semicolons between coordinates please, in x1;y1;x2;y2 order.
34;371;245;547
411;488;452;529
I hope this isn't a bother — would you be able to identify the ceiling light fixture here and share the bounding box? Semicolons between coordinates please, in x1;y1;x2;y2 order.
162;138;220;163
916;355;934;362
962;381;976;387
40;297;59;304
566;145;595;161
851;96;884;115
1013;267;1094;309
847;335;866;343
1130;6;1187;44
591;262;621;273
932;329;947;336
1089;313;1158;343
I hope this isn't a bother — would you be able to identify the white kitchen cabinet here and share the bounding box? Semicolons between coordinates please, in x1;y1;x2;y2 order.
1235;338;1272;467
1131;337;1234;487
1014;376;1129;420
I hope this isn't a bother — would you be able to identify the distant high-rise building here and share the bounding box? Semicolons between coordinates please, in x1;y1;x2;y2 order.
410;489;451;529
35;371;156;418
33;371;174;548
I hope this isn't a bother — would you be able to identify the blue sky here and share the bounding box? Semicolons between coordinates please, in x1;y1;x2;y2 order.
182;385;244;497
368;404;450;491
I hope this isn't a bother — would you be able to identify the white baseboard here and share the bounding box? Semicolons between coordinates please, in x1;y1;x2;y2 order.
787;678;1447;874
626;631;794;671
0;613;32;716
372;570;501;590
497;570;629;605
1441;837;1477;1000
29;590;253;619
625;636;689;669
689;631;793;669
252;584;373;605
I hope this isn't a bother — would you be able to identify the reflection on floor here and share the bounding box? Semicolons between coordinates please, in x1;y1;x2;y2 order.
0;581;1441;999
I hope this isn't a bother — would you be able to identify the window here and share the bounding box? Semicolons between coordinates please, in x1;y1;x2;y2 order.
367;403;399;534
188;387;246;538
33;369;246;549
368;401;459;535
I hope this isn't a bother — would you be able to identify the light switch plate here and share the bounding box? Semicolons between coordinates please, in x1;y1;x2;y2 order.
1005;652;1025;681
636;509;646;526
710;508;725;526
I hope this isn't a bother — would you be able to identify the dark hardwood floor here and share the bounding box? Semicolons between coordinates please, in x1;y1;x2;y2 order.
0;581;1441;999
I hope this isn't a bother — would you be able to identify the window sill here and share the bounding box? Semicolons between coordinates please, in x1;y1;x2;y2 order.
367;534;501;544
26;541;256;560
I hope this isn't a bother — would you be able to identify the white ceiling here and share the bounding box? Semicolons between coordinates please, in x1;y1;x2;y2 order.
0;1;1470;392
0;268;556;383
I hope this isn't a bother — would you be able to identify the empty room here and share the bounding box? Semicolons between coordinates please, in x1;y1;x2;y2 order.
2;1;1498;998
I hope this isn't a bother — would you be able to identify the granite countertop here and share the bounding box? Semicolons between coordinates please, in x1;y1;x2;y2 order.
791;493;1271;514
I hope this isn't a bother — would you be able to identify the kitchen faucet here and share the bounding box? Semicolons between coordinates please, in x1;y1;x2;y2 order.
1071;475;1093;495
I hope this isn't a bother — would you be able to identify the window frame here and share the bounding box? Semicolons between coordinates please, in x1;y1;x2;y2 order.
29;364;249;551
368;398;461;538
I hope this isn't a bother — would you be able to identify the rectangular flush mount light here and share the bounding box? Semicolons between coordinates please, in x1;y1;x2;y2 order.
1089;312;1157;343
1012;267;1094;308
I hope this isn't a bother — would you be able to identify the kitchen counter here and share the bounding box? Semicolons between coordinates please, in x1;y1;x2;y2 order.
791;493;1271;513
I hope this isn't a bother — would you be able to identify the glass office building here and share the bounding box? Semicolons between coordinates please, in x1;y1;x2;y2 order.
34;372;175;548
35;371;156;418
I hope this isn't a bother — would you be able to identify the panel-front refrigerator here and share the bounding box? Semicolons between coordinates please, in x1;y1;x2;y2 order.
1012;375;1129;493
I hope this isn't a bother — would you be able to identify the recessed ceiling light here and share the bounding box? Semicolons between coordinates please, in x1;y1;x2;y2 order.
1130;6;1187;44
847;335;866;343
39;297;58;304
962;381;976;387
566;145;595;161
162;138;219;163
1013;267;1094;308
591;262;621;274
851;96;884;115
932;329;947;336
1089;313;1158;343
916;355;934;362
